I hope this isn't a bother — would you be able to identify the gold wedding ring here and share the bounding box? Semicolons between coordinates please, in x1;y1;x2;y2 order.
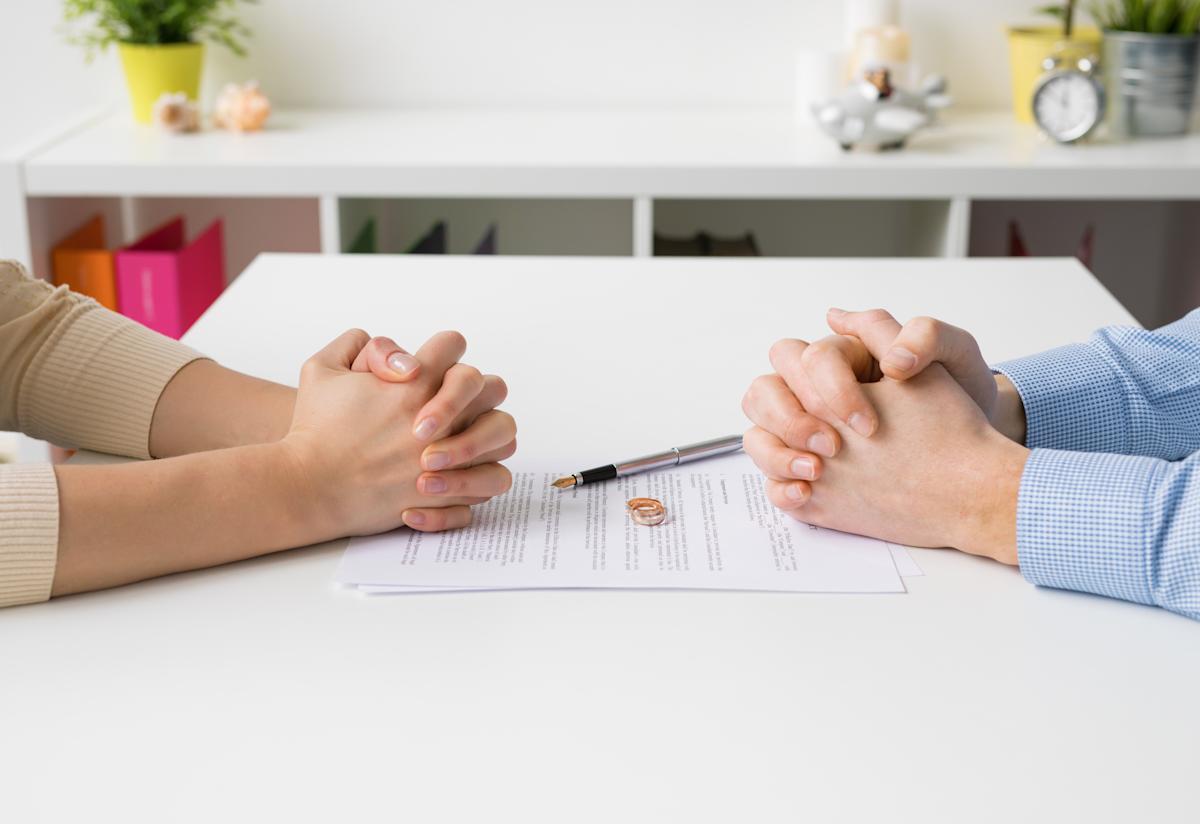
627;497;667;526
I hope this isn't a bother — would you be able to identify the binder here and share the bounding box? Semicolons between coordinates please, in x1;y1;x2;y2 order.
472;224;497;255
51;216;118;310
346;217;377;254
408;221;447;254
653;230;761;257
114;217;226;339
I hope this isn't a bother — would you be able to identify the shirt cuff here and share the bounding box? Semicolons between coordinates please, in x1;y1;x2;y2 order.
993;344;1127;453
1017;448;1160;607
17;304;204;459
0;463;59;608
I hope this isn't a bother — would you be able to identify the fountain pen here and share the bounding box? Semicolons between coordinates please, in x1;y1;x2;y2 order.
551;434;744;489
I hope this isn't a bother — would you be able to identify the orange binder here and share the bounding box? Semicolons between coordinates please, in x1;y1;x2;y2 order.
52;216;118;310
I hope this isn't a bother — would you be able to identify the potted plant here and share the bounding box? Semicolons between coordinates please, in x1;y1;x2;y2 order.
63;0;253;124
1092;0;1200;136
1007;2;1102;123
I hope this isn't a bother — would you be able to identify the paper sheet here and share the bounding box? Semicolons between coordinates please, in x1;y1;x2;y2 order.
336;453;905;594
354;545;923;594
889;544;924;577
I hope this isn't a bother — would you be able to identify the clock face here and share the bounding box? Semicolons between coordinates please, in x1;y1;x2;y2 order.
1033;71;1102;143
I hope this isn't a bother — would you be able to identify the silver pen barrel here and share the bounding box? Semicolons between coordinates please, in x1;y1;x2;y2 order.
615;435;744;477
674;435;744;464
615;451;678;476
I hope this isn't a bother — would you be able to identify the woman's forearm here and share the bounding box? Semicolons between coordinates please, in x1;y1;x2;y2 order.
149;360;297;458
51;442;312;596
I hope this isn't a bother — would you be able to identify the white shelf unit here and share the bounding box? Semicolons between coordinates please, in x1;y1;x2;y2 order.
6;108;1200;326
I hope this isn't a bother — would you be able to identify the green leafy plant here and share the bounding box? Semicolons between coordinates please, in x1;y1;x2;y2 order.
1035;1;1080;37
1089;0;1200;33
63;0;255;60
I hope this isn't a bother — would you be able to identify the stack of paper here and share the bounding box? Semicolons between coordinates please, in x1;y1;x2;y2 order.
336;453;921;595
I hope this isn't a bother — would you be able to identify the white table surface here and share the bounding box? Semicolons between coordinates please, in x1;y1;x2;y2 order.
22;109;1200;198
3;255;1198;823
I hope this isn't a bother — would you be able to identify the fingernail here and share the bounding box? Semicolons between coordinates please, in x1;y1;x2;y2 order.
422;475;448;494
790;457;815;480
785;482;807;501
806;432;835;458
424;451;451;471
848;412;874;437
828;307;846;317
404;510;426;527
387;352;419;376
413;418;438;441
883;347;917;372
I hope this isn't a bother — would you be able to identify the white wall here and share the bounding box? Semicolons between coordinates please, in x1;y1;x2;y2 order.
2;0;1073;137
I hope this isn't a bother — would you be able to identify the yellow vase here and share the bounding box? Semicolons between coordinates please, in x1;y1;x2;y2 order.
118;42;205;123
1006;26;1101;123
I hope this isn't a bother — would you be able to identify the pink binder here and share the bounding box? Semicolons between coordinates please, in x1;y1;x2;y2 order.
114;218;225;339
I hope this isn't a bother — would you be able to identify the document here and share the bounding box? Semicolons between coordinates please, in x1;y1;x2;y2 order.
336;453;906;594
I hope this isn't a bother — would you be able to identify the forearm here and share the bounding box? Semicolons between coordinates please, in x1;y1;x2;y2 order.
992;374;1027;445
993;309;1200;459
52;442;312;596
952;428;1029;565
149;359;296;458
1015;448;1200;622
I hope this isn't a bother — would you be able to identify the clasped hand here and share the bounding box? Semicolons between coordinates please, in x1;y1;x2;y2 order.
282;328;516;542
742;309;1030;565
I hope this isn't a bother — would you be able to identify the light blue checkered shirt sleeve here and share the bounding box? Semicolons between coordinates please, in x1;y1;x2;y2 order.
991;309;1200;621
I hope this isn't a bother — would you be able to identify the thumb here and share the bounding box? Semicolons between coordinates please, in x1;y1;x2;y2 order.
308;328;373;373
878;316;996;410
350;335;421;382
826;307;903;363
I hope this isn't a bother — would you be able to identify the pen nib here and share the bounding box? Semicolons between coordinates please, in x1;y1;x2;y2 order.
551;476;576;490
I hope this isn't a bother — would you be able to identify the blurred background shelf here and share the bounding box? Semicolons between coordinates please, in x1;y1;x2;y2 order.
6;107;1200;327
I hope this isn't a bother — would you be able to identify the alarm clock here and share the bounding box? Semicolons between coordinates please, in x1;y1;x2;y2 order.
1031;54;1105;144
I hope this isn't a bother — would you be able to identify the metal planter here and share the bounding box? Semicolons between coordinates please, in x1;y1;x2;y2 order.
1104;31;1199;138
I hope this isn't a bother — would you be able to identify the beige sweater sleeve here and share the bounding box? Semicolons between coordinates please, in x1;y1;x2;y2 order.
0;260;204;607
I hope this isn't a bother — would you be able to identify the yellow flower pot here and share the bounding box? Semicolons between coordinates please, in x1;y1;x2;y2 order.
118;42;205;123
1006;26;1101;123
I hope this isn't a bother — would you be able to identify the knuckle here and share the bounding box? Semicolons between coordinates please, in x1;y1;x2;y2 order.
299;357;322;381
780;414;812;447
769;338;804;367
456;363;484;386
742;376;769;413
907;315;939;344
824;384;859;414
493;438;517;462
800;339;832;368
499;412;517;439
489;375;509;403
742;425;765;452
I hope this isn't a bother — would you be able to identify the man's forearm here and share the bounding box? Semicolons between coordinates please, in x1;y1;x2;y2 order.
149;360;296;458
52;442;314;596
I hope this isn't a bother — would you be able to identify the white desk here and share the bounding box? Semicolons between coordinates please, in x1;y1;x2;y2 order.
3;256;1198;823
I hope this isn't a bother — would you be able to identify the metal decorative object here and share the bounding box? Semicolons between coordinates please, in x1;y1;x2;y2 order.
811;68;951;151
1104;31;1200;138
1032;53;1105;143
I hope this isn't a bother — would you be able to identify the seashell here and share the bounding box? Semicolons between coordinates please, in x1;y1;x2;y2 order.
213;81;271;133
151;92;200;134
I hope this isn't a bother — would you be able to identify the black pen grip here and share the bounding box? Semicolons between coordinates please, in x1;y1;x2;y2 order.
580;465;618;485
